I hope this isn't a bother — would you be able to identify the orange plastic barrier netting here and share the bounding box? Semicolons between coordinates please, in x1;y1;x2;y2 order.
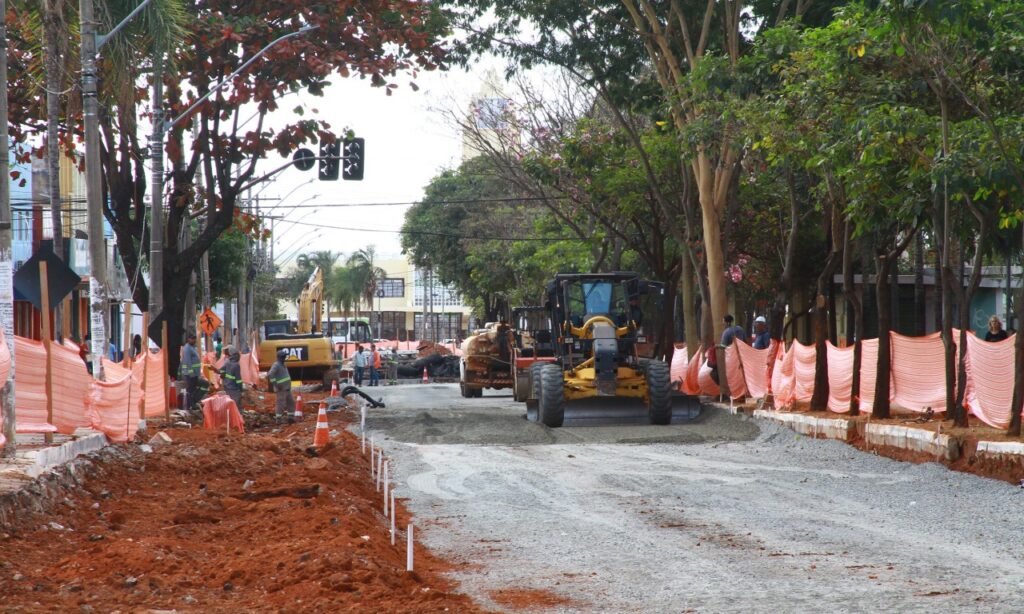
0;328;10;389
241;352;260;386
825;342;853;413
49;341;92;434
890;332;957;413
724;343;747;399
682;346;703;395
13;336;56;433
735;340;771;399
201;394;245;433
86;359;143;443
791;341;816;405
964;333;1016;428
130;350;168;418
696;351;721;397
203;351;221;388
669;344;688;390
771;344;790;406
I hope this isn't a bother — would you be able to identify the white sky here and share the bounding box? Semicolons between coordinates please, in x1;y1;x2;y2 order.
253;57;506;272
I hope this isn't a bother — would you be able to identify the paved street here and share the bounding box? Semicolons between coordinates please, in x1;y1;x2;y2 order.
364;384;1024;613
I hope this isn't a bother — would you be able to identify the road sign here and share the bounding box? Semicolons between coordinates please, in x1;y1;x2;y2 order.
198;308;222;336
293;147;315;171
13;242;81;310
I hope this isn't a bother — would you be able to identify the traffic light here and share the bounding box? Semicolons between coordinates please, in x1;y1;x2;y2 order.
342;138;365;181
319;140;340;180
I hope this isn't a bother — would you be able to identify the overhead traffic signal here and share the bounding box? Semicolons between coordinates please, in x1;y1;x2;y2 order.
318;140;340;180
342;138;365;181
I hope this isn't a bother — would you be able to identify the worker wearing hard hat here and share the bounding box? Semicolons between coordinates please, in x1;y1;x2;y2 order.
220;346;244;411
268;349;294;423
752;316;771;350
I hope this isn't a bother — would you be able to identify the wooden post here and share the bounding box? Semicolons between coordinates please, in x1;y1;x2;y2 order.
122;302;131;366
40;261;53;443
162;321;170;420
140;312;149;419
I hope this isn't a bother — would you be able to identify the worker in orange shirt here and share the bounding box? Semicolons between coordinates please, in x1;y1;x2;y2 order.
369;342;382;386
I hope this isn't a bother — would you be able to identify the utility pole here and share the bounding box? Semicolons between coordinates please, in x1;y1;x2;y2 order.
80;0;107;380
44;0;64;341
149;49;164;329
0;0;18;456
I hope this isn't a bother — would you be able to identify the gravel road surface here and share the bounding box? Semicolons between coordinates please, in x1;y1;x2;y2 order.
360;383;1024;613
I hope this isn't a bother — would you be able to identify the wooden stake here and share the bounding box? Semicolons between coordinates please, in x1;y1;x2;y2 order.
121;302;131;367
162;321;170;419
40;262;53;444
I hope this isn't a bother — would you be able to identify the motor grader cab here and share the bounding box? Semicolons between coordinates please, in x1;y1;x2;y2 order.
526;272;672;427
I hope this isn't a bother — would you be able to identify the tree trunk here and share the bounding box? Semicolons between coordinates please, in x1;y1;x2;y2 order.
680;245;699;358
841;223;863;415
0;0;17;455
1008;283;1024;436
873;254;894;419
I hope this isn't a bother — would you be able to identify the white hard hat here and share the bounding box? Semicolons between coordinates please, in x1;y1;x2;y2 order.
754;316;766;324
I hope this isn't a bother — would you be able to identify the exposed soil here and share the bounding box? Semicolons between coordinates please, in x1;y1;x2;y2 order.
488;588;575;611
0;391;484;613
742;401;1024;485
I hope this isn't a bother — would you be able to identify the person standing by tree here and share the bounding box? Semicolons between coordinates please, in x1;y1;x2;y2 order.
180;333;202;411
985;316;1009;342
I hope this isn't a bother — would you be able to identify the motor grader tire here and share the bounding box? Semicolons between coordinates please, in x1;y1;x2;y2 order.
525;362;545;421
646;360;672;425
513;369;530;402
539;363;565;428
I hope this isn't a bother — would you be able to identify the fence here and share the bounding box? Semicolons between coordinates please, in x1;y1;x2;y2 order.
672;330;1019;429
0;328;168;443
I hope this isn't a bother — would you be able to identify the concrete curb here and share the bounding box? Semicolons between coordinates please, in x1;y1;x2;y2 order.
863;423;959;461
975;440;1024;458
1;429;109;481
752;409;853;442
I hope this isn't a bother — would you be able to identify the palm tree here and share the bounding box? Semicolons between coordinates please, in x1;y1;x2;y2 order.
346;246;387;312
328;265;363;317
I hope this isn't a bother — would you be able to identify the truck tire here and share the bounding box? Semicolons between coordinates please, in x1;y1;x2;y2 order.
513;368;530;402
525;362;545;421
459;360;472;398
646;360;672;425
539;363;565;428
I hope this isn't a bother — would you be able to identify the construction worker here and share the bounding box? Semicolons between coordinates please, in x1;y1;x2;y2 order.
268;349;294;423
220;345;243;411
180;332;202;411
369;343;381;386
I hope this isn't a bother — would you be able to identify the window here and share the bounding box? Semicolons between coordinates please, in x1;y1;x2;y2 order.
414;313;464;342
379;278;404;298
413;269;463;307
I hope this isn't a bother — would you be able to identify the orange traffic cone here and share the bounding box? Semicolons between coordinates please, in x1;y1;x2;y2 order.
313;401;330;447
330;379;338;397
294;394;304;420
421;367;429;384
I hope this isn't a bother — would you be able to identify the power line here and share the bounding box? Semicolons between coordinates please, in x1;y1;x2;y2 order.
273;217;585;242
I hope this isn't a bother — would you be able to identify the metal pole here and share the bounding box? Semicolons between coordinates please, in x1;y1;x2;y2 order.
149;50;164;325
80;0;107;380
0;0;17;455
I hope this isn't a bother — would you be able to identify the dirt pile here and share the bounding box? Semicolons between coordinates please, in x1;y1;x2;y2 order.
0;409;483;612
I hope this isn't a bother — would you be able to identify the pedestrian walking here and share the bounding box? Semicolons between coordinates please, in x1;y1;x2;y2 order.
180;333;202;411
219;345;244;411
267;349;294;423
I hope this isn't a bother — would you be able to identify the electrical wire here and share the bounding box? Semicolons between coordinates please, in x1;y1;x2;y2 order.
272;216;584;242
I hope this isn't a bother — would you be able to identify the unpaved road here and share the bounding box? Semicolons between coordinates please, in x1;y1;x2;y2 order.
362;384;1024;613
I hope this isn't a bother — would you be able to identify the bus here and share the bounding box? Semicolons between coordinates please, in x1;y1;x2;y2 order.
323;317;373;345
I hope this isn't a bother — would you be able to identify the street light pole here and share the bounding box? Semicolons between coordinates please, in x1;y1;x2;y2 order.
80;0;107;380
377;289;384;340
0;0;18;455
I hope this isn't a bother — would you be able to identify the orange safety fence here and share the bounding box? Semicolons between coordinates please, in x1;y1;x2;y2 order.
771;343;789;405
964;334;1016;428
890;332;958;413
735;340;771;399
791;341;817;406
0;328;9;389
130;349;168;418
86;359;142;443
200;394;244;433
13;336;55;434
49;341;93;434
669;344;688;388
724;343;747;399
682;345;703;395
825;342;853;413
696;353;721;397
241;351;260;386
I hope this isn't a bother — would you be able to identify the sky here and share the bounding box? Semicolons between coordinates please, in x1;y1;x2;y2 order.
252;57;507;272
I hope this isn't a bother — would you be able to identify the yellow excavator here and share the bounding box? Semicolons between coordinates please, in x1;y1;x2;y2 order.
258;267;338;386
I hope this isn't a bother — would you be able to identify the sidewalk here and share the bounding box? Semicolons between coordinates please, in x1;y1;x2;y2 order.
0;429;108;494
